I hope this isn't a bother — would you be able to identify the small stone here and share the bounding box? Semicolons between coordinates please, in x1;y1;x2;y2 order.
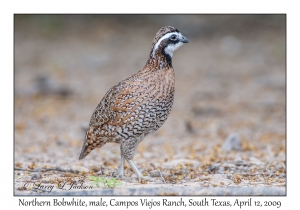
250;157;262;166
70;165;90;173
232;174;242;184
222;133;241;152
279;174;286;179
30;174;41;180
210;174;231;185
162;159;200;169
175;169;185;175
162;172;171;178
142;176;155;181
130;179;139;183
275;163;285;170
208;163;220;172
56;139;66;146
218;167;225;174
143;152;153;159
90;166;101;172
234;158;248;166
223;163;236;168
149;170;161;177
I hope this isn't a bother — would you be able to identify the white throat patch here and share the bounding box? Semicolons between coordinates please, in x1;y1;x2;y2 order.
151;32;183;58
164;42;183;57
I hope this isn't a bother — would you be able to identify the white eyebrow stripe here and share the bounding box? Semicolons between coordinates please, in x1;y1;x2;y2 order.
151;32;182;57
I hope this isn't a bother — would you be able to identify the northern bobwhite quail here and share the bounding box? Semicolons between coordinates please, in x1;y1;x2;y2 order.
79;26;188;182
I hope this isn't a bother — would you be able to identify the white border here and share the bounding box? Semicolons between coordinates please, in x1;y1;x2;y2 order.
2;0;297;209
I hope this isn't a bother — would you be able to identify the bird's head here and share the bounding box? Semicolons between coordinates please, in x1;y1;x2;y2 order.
150;26;189;59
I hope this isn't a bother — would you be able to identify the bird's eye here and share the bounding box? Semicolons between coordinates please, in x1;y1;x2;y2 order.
170;35;177;40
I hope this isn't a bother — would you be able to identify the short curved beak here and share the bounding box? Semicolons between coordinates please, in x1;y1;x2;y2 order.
180;36;189;43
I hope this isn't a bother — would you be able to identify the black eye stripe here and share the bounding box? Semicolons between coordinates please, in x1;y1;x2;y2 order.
170;35;177;40
166;39;180;46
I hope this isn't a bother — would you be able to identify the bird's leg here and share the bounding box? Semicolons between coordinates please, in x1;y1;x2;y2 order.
122;138;151;182
115;146;125;178
127;159;143;182
118;154;125;176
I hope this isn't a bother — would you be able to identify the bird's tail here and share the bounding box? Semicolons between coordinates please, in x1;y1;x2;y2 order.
79;127;106;160
79;132;92;160
79;142;89;160
79;132;105;160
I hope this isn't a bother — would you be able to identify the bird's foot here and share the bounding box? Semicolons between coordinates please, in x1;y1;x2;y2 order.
113;170;126;179
113;164;131;181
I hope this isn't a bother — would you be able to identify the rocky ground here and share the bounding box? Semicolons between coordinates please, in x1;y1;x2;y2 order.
14;15;286;195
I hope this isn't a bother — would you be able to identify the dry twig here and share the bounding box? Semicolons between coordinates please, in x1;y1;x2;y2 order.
150;163;166;183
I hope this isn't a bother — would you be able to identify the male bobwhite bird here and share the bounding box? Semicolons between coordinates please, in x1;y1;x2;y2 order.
79;26;188;182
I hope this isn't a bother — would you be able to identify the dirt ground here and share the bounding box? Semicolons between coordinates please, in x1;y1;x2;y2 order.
14;15;286;195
